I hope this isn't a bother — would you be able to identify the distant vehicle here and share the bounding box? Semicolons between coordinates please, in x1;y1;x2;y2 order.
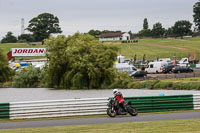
114;63;137;76
130;70;147;78
172;65;193;73
162;65;174;73
145;62;167;74
34;64;45;69
117;55;132;63
178;58;189;64
155;58;172;64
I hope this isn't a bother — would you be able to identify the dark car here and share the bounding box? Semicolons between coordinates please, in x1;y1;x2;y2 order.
162;65;174;73
172;65;193;73
131;70;147;78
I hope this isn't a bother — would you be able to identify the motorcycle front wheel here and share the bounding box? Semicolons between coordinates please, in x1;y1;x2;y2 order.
127;106;138;116
107;108;116;117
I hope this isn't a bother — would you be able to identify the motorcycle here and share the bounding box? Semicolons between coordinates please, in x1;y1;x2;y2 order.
107;98;138;117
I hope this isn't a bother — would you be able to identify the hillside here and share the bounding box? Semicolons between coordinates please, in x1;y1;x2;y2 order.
1;37;200;61
113;37;200;60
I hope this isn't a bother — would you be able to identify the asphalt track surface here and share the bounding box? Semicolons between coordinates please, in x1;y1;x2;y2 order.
1;112;200;129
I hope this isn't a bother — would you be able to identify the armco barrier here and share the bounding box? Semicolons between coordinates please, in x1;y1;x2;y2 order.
0;103;9;119
124;95;194;113
0;94;199;119
9;98;108;119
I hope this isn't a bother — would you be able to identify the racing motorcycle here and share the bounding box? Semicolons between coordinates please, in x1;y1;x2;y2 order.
107;98;138;117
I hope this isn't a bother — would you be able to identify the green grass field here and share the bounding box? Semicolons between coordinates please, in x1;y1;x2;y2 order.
1;37;200;60
114;37;200;60
1;119;200;133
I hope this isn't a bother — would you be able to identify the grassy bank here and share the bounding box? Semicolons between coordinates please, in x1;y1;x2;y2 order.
1;119;200;133
1;37;200;60
114;37;200;60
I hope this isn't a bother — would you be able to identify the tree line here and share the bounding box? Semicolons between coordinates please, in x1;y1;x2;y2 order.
1;1;200;43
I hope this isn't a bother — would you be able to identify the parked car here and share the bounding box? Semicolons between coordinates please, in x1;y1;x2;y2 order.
172;65;193;73
162;65;174;73
131;70;147;78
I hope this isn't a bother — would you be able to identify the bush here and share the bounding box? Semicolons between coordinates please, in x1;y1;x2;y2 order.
0;48;15;83
154;82;173;89
137;80;160;89
109;71;136;89
12;67;42;88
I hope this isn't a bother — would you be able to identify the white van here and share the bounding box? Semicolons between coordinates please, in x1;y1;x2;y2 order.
179;58;189;64
145;62;167;74
154;58;172;64
114;63;137;76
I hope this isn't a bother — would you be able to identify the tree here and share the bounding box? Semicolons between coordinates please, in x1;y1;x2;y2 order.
1;32;17;43
0;49;14;83
143;18;149;30
26;13;62;41
18;34;35;42
173;20;192;38
193;1;200;32
151;22;165;38
12;66;41;88
88;29;101;38
138;29;152;37
165;27;175;37
45;33;118;89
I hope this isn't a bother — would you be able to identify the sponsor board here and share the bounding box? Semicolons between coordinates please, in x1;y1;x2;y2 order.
11;48;46;57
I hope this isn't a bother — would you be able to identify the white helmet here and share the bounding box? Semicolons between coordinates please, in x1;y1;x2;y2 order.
113;89;119;95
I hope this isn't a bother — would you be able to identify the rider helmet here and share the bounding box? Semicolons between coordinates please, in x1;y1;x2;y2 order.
113;89;119;96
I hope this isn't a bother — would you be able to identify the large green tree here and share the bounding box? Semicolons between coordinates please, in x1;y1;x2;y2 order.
151;22;165;38
173;20;192;38
45;33;118;89
1;32;17;43
193;1;200;32
143;18;149;30
0;49;14;83
26;13;62;41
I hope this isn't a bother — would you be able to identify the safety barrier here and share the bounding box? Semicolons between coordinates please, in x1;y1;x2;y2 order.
0;94;200;119
9;98;108;119
0;103;9;119
124;94;194;113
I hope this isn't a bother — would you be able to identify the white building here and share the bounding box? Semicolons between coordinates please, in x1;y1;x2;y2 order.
99;32;130;41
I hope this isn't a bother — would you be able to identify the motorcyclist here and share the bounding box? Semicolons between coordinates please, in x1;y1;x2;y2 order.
113;89;125;111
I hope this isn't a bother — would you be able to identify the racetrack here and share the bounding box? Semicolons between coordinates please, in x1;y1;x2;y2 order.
1;112;200;129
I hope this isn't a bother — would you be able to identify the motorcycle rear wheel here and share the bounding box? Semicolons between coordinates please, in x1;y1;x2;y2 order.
127;106;138;116
107;108;116;117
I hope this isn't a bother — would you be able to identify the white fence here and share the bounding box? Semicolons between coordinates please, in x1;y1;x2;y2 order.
193;94;200;110
10;97;109;119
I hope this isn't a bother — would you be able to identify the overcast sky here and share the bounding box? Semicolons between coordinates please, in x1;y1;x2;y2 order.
0;0;198;39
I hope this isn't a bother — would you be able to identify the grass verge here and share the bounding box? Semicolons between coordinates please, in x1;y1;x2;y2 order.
1;119;200;133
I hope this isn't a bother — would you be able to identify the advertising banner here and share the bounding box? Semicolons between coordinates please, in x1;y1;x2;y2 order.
11;48;46;57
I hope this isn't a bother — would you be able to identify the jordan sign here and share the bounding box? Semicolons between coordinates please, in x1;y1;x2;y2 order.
11;48;46;57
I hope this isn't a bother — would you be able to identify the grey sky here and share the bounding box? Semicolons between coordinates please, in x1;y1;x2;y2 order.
0;0;198;39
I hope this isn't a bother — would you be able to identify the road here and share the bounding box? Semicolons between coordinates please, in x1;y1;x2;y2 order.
1;112;200;129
